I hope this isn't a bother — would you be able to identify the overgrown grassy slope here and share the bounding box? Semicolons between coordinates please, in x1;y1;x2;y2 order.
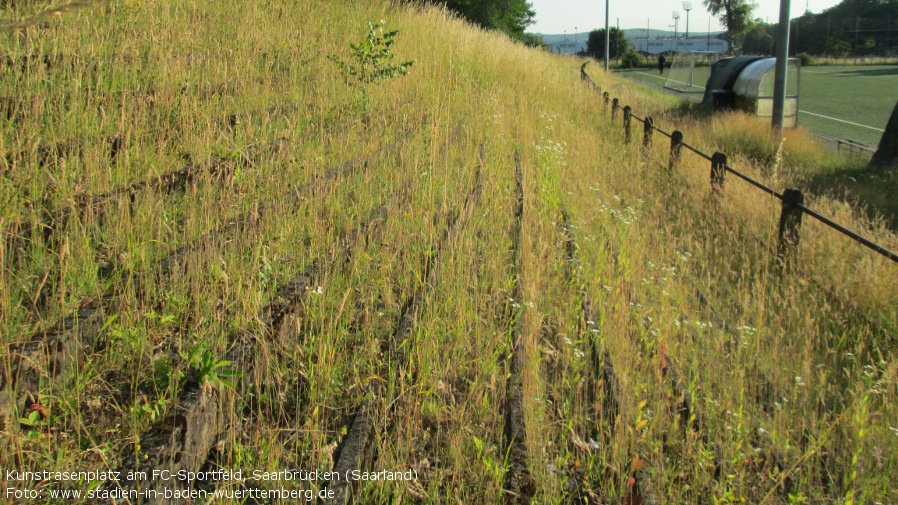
1;1;896;504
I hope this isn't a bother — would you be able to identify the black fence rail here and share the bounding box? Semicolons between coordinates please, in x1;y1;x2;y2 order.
811;133;877;161
580;64;898;266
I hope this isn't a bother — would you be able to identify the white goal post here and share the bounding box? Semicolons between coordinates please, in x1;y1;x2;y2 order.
664;51;720;93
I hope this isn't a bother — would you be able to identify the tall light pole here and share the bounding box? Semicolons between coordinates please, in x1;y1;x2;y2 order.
672;11;680;51
683;1;692;38
772;0;792;134
604;0;610;70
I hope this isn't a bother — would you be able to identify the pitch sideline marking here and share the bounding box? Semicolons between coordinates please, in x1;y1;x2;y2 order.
634;71;704;91
799;110;885;132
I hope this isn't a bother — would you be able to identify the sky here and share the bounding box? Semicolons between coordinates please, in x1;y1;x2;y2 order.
529;0;844;34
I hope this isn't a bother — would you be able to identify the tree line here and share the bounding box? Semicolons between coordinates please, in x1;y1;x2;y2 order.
696;0;898;56
744;0;898;56
419;0;538;44
708;0;898;56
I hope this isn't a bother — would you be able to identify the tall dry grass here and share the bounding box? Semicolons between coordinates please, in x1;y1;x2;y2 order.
0;0;895;503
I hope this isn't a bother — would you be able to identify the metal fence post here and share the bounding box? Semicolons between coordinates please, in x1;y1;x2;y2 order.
669;131;683;172
643;117;654;153
612;98;619;123
623;106;632;143
777;188;804;269
711;152;727;194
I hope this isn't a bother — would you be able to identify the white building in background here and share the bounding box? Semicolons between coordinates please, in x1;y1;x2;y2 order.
634;37;728;53
549;40;587;55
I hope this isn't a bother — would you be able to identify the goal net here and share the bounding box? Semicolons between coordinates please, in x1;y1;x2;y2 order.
664;51;719;93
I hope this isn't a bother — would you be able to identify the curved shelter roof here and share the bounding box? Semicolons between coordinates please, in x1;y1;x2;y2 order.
733;58;799;99
701;56;801;127
700;56;764;106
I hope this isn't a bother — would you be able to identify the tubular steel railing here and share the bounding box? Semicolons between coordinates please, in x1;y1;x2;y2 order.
580;64;898;266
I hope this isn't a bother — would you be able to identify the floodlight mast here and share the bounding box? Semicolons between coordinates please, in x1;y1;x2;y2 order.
672;11;680;51
683;1;692;38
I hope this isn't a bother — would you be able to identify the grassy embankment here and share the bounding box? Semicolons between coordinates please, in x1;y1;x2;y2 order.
1;1;897;503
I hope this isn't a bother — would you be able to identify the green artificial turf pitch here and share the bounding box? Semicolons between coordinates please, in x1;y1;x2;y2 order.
622;64;897;147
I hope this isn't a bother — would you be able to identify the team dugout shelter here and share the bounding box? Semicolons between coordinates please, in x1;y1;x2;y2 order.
702;56;801;127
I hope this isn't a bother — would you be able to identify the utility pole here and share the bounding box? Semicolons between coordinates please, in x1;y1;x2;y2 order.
683;1;692;38
772;0;791;135
708;17;711;50
604;0;610;70
646;17;650;52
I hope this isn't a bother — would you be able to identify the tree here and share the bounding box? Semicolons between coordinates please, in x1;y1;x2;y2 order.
870;100;898;172
742;24;774;55
778;0;898;56
521;32;548;49
825;37;850;57
703;0;754;50
586;28;629;60
427;0;536;41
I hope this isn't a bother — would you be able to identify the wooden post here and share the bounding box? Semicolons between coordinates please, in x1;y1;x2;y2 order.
710;152;726;194
643;117;654;153
612;98;619;123
623;106;632;143
603;92;610;108
110;136;123;164
777;188;804;269
669;131;683;172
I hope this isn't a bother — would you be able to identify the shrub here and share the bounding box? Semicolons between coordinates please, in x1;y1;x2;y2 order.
331;20;413;88
620;49;644;68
